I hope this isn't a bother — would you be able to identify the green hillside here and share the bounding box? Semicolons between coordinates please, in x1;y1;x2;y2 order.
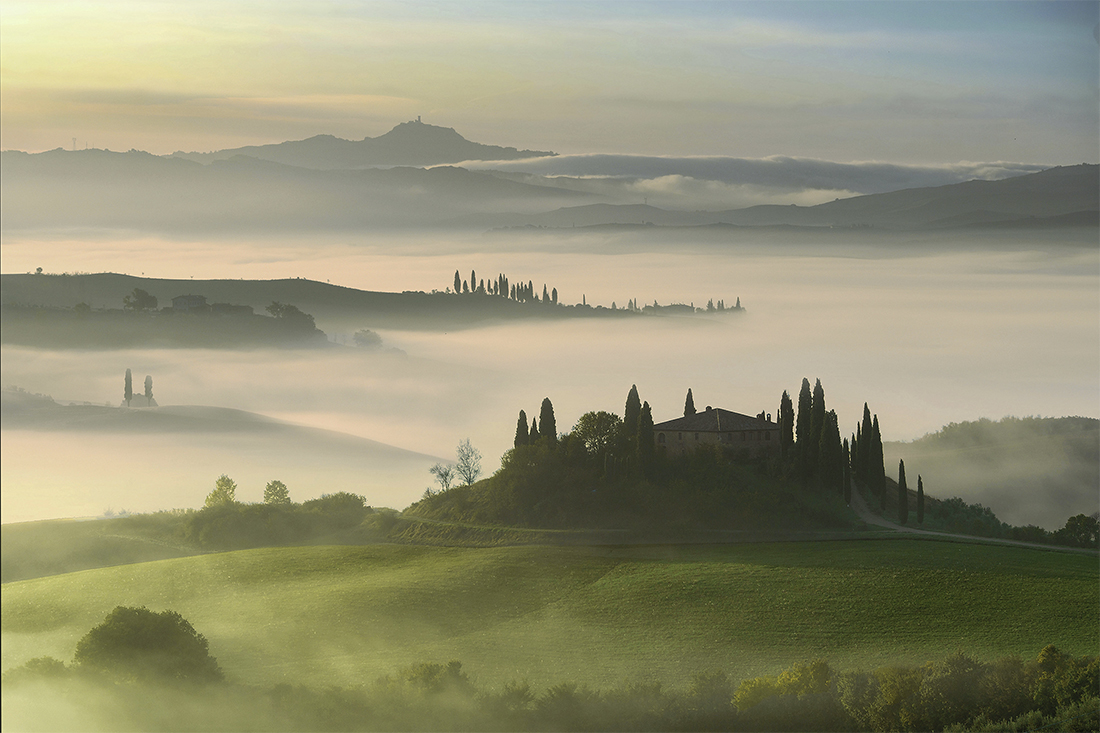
3;540;1094;691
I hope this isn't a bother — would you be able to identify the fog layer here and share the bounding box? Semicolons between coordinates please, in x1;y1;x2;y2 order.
2;231;1096;527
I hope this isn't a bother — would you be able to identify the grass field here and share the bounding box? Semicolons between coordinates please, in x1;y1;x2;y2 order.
2;539;1095;691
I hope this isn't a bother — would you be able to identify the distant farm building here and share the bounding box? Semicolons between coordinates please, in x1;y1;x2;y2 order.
171;294;208;312
654;406;780;457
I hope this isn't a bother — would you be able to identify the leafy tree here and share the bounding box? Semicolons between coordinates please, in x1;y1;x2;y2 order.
353;329;382;348
143;375;153;406
122;288;158;312
429;463;456;492
514;409;529;448
624;385;641;438
455;439;482;486
205;474;237;507
572;411;623;459
1055;513;1099;549
898;460;908;524
917;475;925;524
539;397;557;443
266;302;316;331
264;479;291;505
124;368;133;407
778;390;795;458
684;388;696;417
73;606;222;683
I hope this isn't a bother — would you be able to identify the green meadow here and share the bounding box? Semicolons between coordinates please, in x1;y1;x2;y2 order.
3;539;1095;691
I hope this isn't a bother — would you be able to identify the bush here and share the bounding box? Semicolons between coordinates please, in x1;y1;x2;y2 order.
73;606;222;684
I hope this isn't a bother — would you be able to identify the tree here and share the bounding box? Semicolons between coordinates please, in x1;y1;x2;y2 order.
624;385;642;438
818;409;843;494
638;400;654;456
429;463;456;492
454;270;461;294
684;388;696;417
778;390;795;458
871;415;885;505
353;329;382;348
897;459;908;524
122;288;157;312
917;475;925;524
124;368;133;407
266;302;316;331
205;474;237;507
808;379;826;472
529;417;539;443
551;287;558;305
455;439;482;486
73;606;222;683
795;378;812;450
538;397;557;443
514;409;529;448
143;375;153;406
263;480;291;505
842;438;852;505
572;411;623;459
859;403;873;484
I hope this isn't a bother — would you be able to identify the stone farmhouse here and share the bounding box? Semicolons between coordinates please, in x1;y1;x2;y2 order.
654;406;780;457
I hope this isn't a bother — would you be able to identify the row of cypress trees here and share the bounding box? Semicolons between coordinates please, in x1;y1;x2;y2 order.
512;385;657;466
452;269;557;305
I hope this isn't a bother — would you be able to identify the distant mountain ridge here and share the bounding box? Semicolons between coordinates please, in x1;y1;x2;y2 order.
170;119;556;168
500;164;1099;231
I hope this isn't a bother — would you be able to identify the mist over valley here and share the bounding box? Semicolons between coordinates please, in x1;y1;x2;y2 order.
2;3;1098;730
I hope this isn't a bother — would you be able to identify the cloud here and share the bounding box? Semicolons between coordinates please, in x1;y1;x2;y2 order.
460;155;1048;196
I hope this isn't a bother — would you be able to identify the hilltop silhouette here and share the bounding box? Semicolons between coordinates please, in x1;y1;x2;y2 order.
169;119;556;168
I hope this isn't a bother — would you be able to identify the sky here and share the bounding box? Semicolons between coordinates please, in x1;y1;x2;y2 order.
2;1;1097;164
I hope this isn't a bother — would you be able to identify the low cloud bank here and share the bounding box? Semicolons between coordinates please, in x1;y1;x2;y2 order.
461;154;1048;196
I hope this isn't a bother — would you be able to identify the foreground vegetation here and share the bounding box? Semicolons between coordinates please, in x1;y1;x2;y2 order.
5;616;1097;732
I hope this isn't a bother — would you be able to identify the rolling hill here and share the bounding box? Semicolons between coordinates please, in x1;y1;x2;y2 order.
2;540;1095;691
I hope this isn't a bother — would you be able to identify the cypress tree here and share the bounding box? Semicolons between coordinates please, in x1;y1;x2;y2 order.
454;270;461;293
852;424;861;482
514;409;529;448
897;459;909;524
144;375;153;406
539;398;557;443
684;388;696;417
917;475;925;525
471;270;476;293
638;401;655;467
778;390;795;458
860;404;873;484
795;378;812;449
842;437;852;505
551;287;558;305
124;368;133;407
542;284;549;303
624;385;641;438
872;415;886;508
529;417;539;443
808;378;826;473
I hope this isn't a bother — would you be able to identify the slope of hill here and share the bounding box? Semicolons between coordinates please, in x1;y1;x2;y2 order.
170;119;556;168
504;164;1099;231
0;273;649;333
2;541;1095;691
885;416;1099;531
0;149;589;232
1;389;444;523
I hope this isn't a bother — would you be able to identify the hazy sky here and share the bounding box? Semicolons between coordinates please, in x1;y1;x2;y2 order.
2;1;1097;163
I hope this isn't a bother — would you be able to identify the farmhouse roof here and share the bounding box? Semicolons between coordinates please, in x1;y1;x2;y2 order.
653;407;775;432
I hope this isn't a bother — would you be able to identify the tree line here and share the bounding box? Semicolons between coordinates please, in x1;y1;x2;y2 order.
7;615;1097;733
